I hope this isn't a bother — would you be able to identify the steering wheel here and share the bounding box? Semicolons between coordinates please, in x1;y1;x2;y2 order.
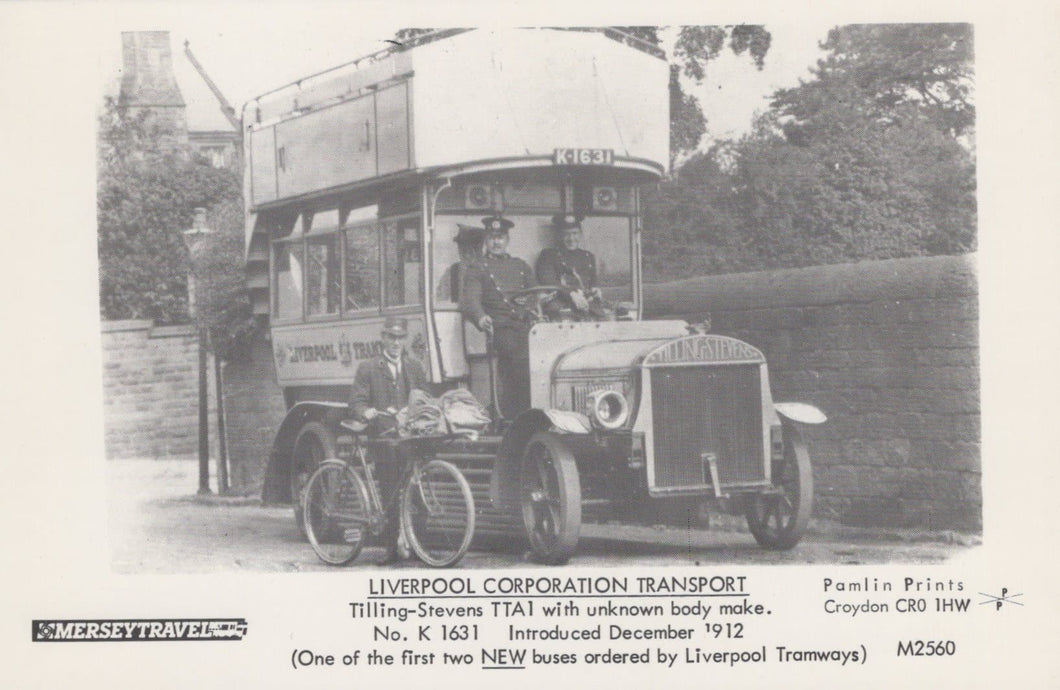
508;285;599;321
507;285;571;319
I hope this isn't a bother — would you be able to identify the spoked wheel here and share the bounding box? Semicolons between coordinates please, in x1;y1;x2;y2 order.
745;423;813;550
520;432;581;565
290;422;336;538
401;460;475;568
303;460;371;565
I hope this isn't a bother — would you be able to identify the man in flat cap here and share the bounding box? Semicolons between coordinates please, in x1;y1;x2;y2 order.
348;316;428;563
460;215;535;417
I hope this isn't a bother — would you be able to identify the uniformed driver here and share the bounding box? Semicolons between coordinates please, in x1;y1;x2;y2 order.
536;213;597;290
460;215;535;417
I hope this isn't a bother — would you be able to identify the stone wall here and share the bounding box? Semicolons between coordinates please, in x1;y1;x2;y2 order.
101;320;218;459
104;253;981;529
645;254;980;532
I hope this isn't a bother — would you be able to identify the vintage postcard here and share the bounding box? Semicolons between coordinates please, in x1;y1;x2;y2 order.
1;1;1057;687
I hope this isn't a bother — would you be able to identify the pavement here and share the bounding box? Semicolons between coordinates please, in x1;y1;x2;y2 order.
107;458;980;574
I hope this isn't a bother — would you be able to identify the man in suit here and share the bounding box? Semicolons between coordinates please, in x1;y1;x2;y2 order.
348;316;428;563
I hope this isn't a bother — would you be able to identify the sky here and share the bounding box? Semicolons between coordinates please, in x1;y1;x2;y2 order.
94;10;834;143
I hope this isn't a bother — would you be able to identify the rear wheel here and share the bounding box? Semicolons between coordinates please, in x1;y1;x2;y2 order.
290;422;337;538
402;460;475;568
520;432;581;564
303;460;370;565
745;424;813;550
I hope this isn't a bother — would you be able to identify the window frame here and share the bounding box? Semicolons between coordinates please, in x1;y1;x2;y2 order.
303;228;343;321
379;211;424;313
342;217;383;318
270;235;307;324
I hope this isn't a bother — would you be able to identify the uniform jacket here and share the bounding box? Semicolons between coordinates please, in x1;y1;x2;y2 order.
535;247;597;289
460;253;534;326
348;353;428;419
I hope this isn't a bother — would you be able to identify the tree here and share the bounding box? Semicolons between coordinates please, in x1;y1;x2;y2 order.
642;23;976;280
97;98;251;355
191;199;258;361
773;24;974;140
613;26;772;165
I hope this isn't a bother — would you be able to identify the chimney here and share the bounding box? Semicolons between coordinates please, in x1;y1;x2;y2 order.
118;31;187;142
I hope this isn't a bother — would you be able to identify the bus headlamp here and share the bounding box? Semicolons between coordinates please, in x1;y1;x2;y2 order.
587;389;630;430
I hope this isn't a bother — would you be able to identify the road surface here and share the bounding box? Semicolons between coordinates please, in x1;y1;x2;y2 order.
108;458;978;574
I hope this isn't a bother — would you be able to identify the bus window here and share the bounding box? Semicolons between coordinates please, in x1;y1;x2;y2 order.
431;214;634;303
344;223;380;313
306;234;340;316
581;216;633;302
383;216;422;307
273;242;304;320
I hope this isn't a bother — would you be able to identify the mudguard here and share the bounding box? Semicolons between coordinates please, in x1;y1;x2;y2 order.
260;401;348;503
490;408;591;509
774;402;827;425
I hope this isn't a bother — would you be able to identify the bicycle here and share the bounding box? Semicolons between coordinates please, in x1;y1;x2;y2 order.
301;415;476;568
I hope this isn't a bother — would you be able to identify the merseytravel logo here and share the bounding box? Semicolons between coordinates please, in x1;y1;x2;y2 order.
32;618;248;642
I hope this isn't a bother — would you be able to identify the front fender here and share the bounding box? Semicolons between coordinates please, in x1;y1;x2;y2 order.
490;408;591;509
774;402;827;425
261;401;348;504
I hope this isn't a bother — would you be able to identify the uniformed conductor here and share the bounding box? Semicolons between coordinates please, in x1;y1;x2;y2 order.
536;213;597;290
347;316;428;563
460;215;535;417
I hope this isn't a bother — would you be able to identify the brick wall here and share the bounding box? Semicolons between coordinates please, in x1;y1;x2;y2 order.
101;320;217;458
645;254;980;532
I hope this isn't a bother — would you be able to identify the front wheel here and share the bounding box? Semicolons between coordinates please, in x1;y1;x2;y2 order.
745;423;813;550
303;460;371;565
402;460;475;568
520;432;581;565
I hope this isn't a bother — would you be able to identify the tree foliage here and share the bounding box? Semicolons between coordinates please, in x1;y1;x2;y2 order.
97;98;254;359
775;24;973;139
643;23;976;280
612;26;772;165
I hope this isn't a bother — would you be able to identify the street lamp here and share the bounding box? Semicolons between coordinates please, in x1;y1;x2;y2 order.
183;208;212;495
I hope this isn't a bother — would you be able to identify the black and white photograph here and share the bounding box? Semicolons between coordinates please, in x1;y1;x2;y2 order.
1;2;1058;687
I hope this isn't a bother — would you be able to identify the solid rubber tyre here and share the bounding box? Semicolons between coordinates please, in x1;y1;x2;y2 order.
520;432;581;565
745;423;814;550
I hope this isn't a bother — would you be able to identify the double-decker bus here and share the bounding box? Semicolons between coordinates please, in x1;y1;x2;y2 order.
245;28;824;564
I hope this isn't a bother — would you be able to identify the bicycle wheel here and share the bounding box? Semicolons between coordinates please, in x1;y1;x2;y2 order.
303;460;371;565
401;460;475;568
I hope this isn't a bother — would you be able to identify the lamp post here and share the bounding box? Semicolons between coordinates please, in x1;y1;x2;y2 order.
183;208;212;495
